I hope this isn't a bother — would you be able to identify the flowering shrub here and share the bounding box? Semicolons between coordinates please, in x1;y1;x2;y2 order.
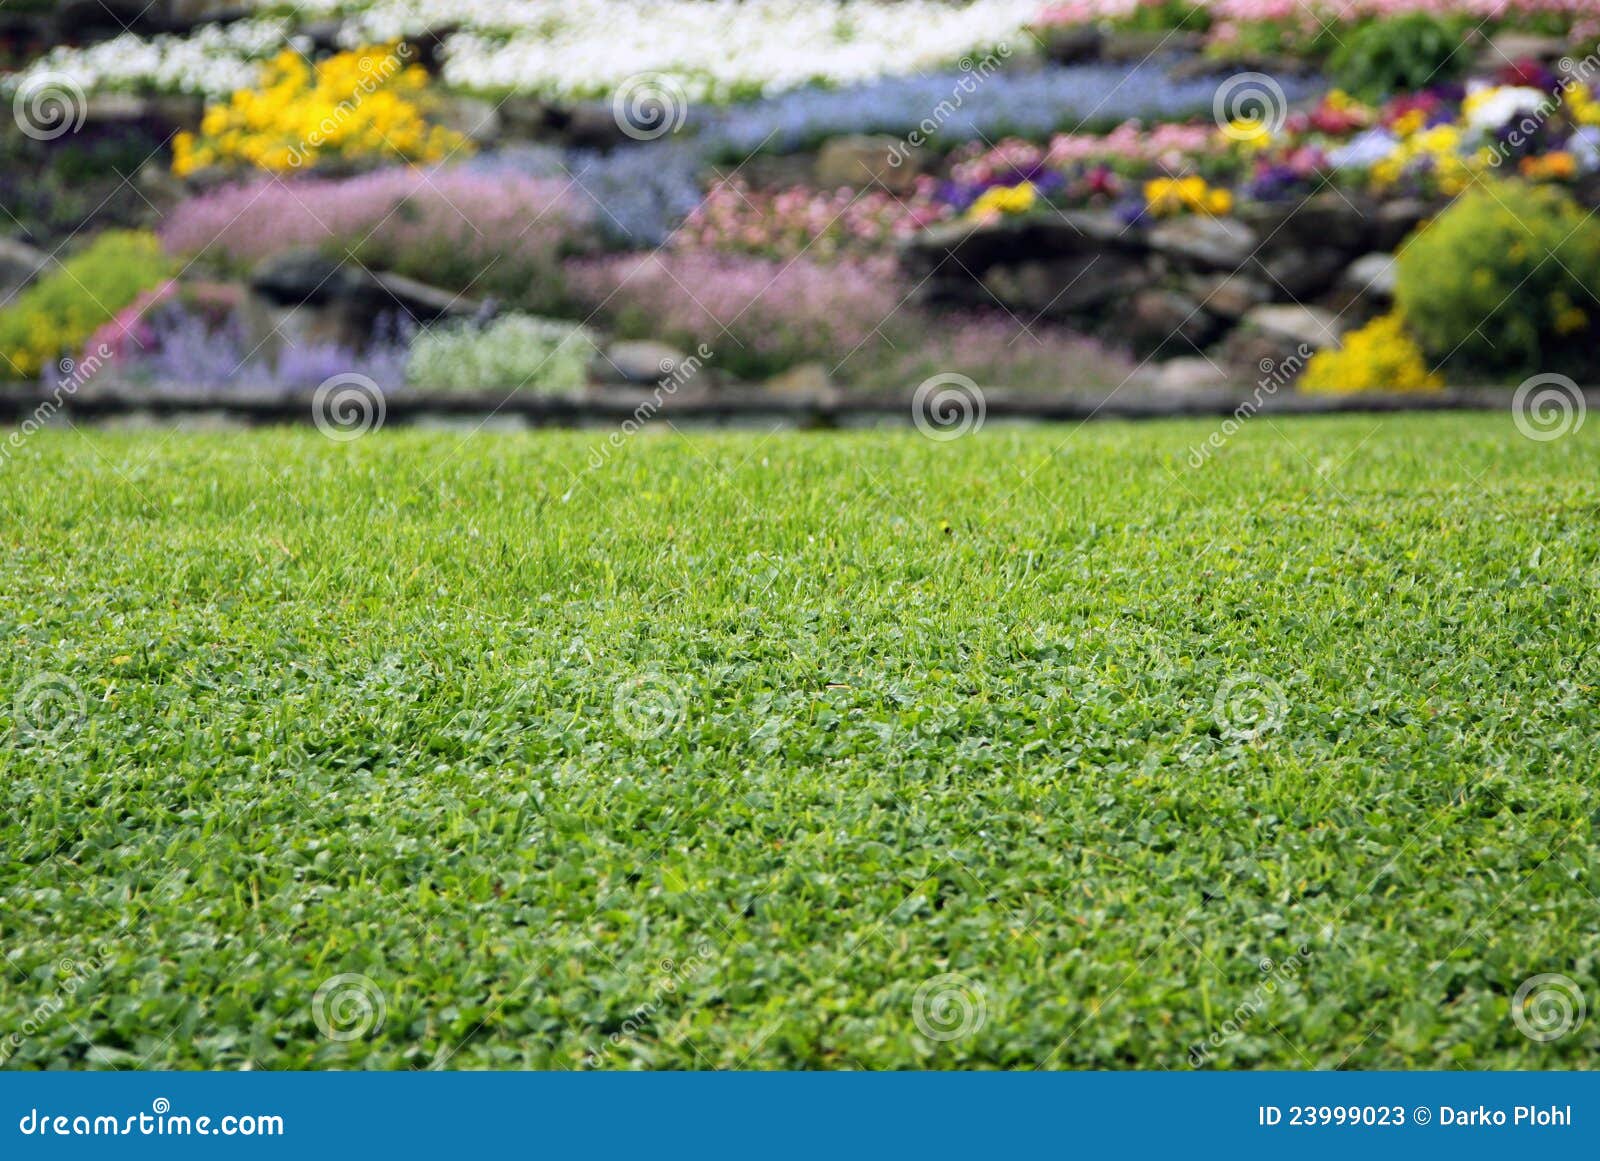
0;231;173;381
1034;0;1599;58
866;314;1137;390
1394;182;1600;378
172;45;466;176
967;181;1040;220
951;122;1213;184
83;280;179;362
1144;174;1232;214
462;139;721;249
160;169;592;311
88;306;412;393
1299;313;1443;394
568;253;908;380
405;315;596;392
1328;12;1467;101
671;179;953;260
8;1;1043;105
435;0;1042;102
700;59;1250;158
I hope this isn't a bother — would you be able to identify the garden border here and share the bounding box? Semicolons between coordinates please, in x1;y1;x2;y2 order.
0;383;1588;428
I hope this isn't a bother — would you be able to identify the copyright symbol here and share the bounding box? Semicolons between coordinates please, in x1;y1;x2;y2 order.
1413;1106;1431;1125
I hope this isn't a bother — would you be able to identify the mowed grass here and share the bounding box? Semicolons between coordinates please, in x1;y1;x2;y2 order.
2;415;1598;1071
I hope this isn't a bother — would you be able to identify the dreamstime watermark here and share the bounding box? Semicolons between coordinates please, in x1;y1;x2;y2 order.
288;43;413;168
912;972;987;1042
1187;345;1313;468
12;672;87;743
886;44;1013;168
12;71;86;141
1188;947;1313;1067
0;345;113;472
1511;973;1586;1043
17;1099;284;1138
1213;673;1287;742
612;72;689;141
1213;72;1289;140
0;947;112;1067
612;671;687;741
311;973;387;1042
582;942;717;1067
912;372;986;441
1512;373;1585;442
584;342;714;473
312;372;386;441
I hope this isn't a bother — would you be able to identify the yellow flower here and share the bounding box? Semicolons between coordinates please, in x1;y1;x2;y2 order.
1300;313;1443;395
1226;117;1273;152
966;181;1038;221
171;43;468;176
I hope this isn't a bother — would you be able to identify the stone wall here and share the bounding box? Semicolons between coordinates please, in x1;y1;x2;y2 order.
898;192;1442;384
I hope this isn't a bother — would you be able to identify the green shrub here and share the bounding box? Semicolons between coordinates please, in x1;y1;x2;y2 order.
0;230;173;381
405;314;595;392
1330;13;1467;101
1395;182;1600;380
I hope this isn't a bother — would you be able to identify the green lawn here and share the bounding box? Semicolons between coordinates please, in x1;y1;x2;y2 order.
2;415;1597;1070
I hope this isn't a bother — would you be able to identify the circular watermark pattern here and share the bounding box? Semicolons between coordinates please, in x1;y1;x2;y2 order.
1213;673;1287;742
612;72;688;141
312;373;385;442
1213;72;1288;141
13;672;86;742
1512;373;1585;442
912;373;986;442
612;672;687;740
311;973;387;1042
1512;973;1585;1042
912;972;987;1042
13;72;86;142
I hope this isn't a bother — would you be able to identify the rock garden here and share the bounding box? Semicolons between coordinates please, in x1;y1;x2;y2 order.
3;0;1599;419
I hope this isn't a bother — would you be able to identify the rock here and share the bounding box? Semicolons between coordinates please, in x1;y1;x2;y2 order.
246;251;483;364
505;100;636;149
1371;198;1432;251
1190;272;1273;319
1340;253;1397;301
901;210;1135;280
1146;216;1259;270
1255;245;1348;298
0;236;50;308
497;97;552;140
982;252;1146;318
1040;24;1104;65
432;95;502;146
1100;29;1204;60
590;341;692;387
1170;52;1317;81
764;362;835;397
1271;191;1375;253
1149;356;1234;393
1123;290;1218;357
1482;32;1571;69
368;272;485;322
57;0;249;37
251;250;366;308
1242;304;1344;351
815;135;923;193
401;24;461;76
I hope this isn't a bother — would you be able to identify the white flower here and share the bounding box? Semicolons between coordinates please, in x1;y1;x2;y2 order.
1462;85;1551;133
1329;128;1400;170
4;0;1041;103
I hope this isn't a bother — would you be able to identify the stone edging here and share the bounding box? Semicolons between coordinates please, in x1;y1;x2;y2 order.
0;384;1581;427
